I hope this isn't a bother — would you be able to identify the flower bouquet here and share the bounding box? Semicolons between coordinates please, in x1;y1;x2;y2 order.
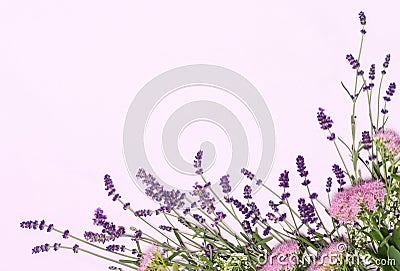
20;11;400;271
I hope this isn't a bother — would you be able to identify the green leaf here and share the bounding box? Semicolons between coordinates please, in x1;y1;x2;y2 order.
388;246;400;270
392;174;400;182
393;227;400;251
255;236;273;245
240;232;251;242
172;263;179;271
168;250;184;261
368;229;384;242
296;235;318;251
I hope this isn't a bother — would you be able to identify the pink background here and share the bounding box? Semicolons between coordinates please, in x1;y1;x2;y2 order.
2;1;400;270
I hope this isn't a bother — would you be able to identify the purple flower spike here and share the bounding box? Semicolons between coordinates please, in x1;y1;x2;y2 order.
327;133;336;141
332;164;346;191
193;150;204;175
93;208;107;226
72;244;79;253
362;131;372;150
383;82;396;102
346;54;360;69
190;182;215;214
136;168;185;209
62;230;69;239
310;193;318;200
359;11;366;26
244;185;252;199
298;198;317;225
278;170;289;188
326;177;332;192
219;175;231;193
382;54;391;74
317;108;333;130
369;64;375;80
242;220;252;234
241;168;255;180
32;243;57;254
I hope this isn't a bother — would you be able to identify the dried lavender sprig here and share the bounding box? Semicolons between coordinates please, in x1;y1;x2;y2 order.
376;54;392;129
192;164;281;249
110;174;247;254
31;243;60;254
54;225;138;260
295;155;331;236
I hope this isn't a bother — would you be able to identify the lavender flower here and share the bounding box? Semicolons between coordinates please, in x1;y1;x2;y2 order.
123;202;131;210
332;164;346;191
84;231;108;243
243;185;252;199
232;198;250;215
93;208;107;226
193;150;204;175
106;244;126;252
20;220;47;231
136;168;185;209
281;192;290;200
297;155;311;186
383;82;396;102
214;211;226;223
32;243;59;254
132;230;142;241
361;131;372;150
269;200;279;213
246;202;261;224
326;177;332;193
242;220;252;234
278;170;289;188
159;225;174;232
317;108;333;130
298;198;317;225
263;226;271;236
193;214;205;224
134;209;153;217
241;168;255;180
346;54;360;69
382;54;391;74
310;193;318;200
296;156;308;177
104;174;116;197
47;224;54;232
190;182;215;214
358;11;366;26
327;133;336;141
369;64;375;80
62;230;69;239
72;244;79;253
219;175;231;193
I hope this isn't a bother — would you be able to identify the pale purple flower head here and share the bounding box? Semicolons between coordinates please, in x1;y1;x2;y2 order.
329;180;386;223
138;245;157;271
374;129;400;156
261;240;299;271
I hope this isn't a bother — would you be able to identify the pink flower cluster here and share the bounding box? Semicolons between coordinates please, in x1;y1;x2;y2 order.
307;242;347;271
261;240;299;271
374;129;400;156
138;245;156;271
329;180;386;223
